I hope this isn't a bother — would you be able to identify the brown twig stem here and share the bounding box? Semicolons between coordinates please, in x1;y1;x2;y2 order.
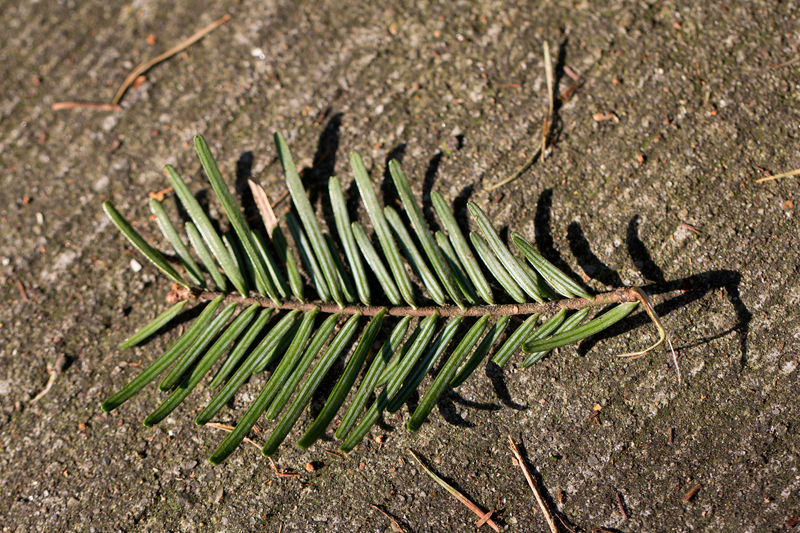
168;286;641;318
507;436;559;533
205;422;261;450
755;167;800;183
111;14;232;105
51;102;122;111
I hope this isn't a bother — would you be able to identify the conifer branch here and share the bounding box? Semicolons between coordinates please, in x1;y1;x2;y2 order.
168;284;642;318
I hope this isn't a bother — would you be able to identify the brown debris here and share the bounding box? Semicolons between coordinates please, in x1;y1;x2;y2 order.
592;111;619;123
682;483;702;503
16;279;28;301
616;491;629;519
166;283;197;304
679;222;701;235
148;186;174;202
269;457;301;478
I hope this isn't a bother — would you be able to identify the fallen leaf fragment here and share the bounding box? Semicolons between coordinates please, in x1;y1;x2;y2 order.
592;111;619;123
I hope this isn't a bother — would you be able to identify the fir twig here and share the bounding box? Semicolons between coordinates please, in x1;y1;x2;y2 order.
100;131;671;463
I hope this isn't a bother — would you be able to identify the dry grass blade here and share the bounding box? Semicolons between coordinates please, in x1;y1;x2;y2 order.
51;102;122;111
616;288;669;360
769;55;800;69
204;422;262;450
111;14;232;105
612;288;681;386
407;449;500;532
487;41;552;192
507;436;558;533
755;167;800;183
248;179;279;235
30;363;59;403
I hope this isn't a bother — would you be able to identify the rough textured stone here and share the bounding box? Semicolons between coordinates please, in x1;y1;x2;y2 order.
1;0;798;531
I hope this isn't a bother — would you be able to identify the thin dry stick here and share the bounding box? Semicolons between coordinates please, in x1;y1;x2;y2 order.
323;449;344;459
407;449;500;532
268;457;301;478
476;510;496;528
755;167;800;183
556;514;577;533
111;14;232;105
370;504;405;533
616;491;629;519
507;436;558;533
51;102;122;111
770;56;800;69
682;483;702;503
205;422;262;450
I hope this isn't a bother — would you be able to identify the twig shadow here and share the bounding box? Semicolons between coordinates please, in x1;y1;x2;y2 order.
535;189;591;293
545;37;569;145
422;151;442;231
486;362;527;410
381;144;407;210
627;215;665;283
536;194;750;369
567;221;623;287
300;112;343;233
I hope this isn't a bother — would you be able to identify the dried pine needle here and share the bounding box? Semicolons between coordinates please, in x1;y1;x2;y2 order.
755;167;800;183
407;449;500;532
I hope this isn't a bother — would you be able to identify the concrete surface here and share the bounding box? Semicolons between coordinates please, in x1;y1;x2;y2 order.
1;0;798;531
